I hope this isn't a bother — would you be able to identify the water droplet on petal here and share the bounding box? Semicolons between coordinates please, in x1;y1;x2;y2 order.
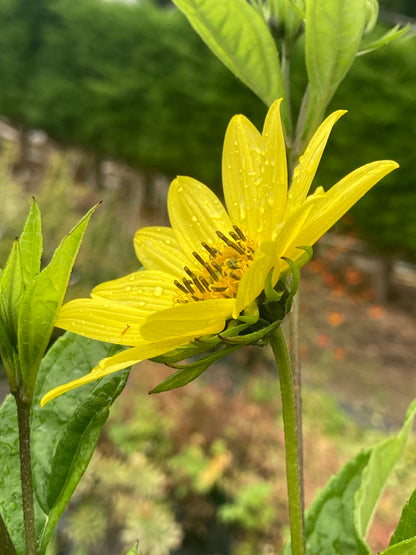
138;301;146;306
153;287;163;296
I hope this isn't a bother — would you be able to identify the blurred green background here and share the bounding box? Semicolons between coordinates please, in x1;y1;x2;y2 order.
0;1;416;554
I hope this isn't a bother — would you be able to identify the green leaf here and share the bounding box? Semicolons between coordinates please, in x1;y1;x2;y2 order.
355;399;416;539
380;537;416;555
17;204;98;398
358;24;410;56
172;0;287;111
150;343;239;393
19;199;42;286
125;541;139;555
389;489;416;546
304;0;366;141
0;240;24;345
296;400;416;555
30;332;129;554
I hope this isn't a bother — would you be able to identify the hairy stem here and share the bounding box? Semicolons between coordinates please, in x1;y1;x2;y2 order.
14;392;36;555
270;326;305;554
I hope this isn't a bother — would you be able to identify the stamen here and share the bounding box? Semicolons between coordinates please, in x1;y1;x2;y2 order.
211;260;223;274
230;272;241;281
211;286;227;292
193;251;218;279
216;231;245;254
183;279;195;293
202;242;220;257
174;280;189;294
193;277;205;293
226;259;239;269
233;225;246;241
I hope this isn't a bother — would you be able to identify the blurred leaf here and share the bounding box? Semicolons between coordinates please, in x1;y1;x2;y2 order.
304;0;366;141
17;204;98;398
388;489;416;546
291;399;416;554
30;332;129;554
125;541;139;555
380;538;416;555
19;199;42;287
358;24;410;56
172;0;287;110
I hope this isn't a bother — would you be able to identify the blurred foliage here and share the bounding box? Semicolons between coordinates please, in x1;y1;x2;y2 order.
0;0;414;260
51;366;416;554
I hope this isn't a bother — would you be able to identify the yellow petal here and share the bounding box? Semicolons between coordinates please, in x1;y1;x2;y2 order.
234;241;277;318
286;109;346;217
40;336;191;406
262;98;288;226
134;226;192;274
56;298;149;346
141;298;235;341
294;160;399;247
92;270;176;310
222;112;265;239
168;176;233;260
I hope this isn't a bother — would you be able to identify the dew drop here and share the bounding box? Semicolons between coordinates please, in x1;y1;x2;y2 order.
153;286;163;296
138;301;146;306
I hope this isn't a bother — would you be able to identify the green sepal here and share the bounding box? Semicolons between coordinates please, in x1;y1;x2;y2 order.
17;204;99;399
219;319;282;346
358;24;410;57
150;342;239;394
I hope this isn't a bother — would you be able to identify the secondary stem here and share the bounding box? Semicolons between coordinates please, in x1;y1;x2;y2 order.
270;326;305;554
14;392;36;555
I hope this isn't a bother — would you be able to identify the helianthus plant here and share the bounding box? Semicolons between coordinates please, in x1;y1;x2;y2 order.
41;99;397;405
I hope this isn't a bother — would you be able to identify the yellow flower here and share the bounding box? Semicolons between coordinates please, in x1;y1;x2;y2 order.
41;99;398;406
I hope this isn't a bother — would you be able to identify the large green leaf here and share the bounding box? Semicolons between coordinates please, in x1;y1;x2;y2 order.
172;0;287;111
17;204;98;398
0;333;129;554
303;0;366;141
380;538;416;555
293;400;416;554
31;332;129;554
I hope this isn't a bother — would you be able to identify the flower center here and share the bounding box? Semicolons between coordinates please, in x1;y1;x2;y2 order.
174;226;257;303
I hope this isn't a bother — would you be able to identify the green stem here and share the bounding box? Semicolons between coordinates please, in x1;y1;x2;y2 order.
14;392;36;555
270;326;305;554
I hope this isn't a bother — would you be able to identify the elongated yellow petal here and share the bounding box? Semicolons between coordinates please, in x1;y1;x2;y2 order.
222;112;265;239
134;227;192;274
294;160;399;247
40;336;191;406
286;109;346;218
141;298;235;341
56;298;149;346
262;98;288;226
92;270;176;310
168;176;233;260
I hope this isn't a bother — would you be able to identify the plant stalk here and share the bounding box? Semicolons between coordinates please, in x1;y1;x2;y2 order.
14;392;36;555
270;326;305;554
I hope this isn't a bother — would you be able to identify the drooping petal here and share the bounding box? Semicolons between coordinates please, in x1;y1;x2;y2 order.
141;298;235;341
40;336;192;406
56;298;150;346
134;227;192;274
168;176;233;260
234;241;277;318
92;270;176;310
293;160;399;248
285;109;346;218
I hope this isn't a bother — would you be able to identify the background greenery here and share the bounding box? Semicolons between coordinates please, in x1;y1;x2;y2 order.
0;0;415;260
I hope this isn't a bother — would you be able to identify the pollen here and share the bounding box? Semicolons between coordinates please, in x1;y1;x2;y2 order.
174;226;257;303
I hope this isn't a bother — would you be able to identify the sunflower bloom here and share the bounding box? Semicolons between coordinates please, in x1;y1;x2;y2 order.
41;99;398;405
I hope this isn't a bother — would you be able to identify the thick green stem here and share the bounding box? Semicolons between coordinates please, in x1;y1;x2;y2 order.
270;326;305;555
14;392;36;555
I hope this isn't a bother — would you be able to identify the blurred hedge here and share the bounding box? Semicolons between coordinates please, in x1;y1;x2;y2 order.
0;0;415;258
